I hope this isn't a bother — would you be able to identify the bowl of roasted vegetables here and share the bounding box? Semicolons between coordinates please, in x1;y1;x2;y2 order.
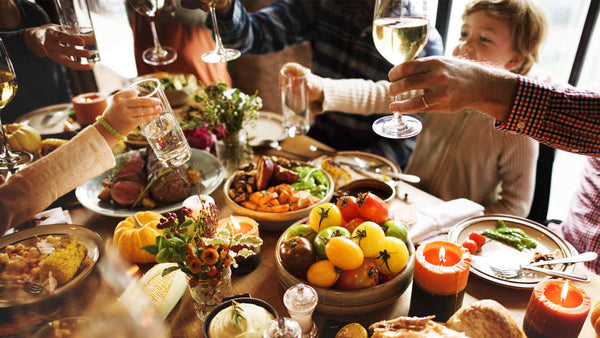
223;156;334;223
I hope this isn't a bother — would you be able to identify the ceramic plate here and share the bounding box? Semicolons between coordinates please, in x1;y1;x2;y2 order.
76;149;225;217
16;103;80;136
246;111;287;147
0;224;101;308
448;215;576;289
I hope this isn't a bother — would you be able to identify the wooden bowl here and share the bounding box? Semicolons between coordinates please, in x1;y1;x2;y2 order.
202;295;278;337
274;223;415;315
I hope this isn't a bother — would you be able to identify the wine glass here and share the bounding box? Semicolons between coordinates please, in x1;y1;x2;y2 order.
201;0;240;63
0;39;33;174
128;0;178;66
372;0;428;139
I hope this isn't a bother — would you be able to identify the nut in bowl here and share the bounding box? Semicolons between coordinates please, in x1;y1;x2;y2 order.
223;156;334;224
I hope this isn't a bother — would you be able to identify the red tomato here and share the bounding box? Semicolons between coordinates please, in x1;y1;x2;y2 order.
356;192;390;224
336;196;360;222
379;272;399;284
344;217;366;233
462;239;478;254
468;231;486;248
336;258;380;290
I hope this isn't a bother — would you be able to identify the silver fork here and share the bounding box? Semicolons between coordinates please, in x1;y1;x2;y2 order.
0;278;45;294
488;264;590;282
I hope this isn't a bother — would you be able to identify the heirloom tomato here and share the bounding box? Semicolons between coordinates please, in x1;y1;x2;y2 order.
468;231;486;248
374;237;409;275
325;237;364;270
336;258;380;290
336;195;360;222
344;217;366;233
381;220;408;243
284;223;317;242
307;260;340;288
279;236;315;273
356;192;390;224
351;221;385;258
309;203;342;232
313;226;351;260
379;272;399;284
461;239;478;254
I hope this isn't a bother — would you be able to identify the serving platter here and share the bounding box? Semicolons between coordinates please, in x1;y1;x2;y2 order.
15;103;79;136
245;111;287;147
76;148;225;217
448;215;576;289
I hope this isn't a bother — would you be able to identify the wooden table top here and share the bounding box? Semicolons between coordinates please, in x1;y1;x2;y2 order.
65;135;599;337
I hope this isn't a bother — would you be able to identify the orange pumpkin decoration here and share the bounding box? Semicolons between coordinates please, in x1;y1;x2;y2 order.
591;300;600;335
113;211;163;263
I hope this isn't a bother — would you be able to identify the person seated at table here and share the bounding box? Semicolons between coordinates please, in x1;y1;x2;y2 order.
181;0;444;171
0;90;161;234
0;0;93;123
291;0;547;217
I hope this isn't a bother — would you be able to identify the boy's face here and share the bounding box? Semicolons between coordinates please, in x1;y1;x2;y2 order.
452;11;524;71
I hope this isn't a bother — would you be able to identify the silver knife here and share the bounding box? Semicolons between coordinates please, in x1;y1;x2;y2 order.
339;162;421;183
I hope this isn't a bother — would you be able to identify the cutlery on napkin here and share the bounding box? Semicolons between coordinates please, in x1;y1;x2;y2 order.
6;207;72;235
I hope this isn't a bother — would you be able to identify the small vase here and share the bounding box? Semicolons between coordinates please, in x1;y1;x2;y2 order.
215;131;251;175
187;267;233;321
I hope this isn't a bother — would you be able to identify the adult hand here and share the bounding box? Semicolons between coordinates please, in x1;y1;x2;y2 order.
22;24;93;71
181;0;233;14
102;89;161;138
280;62;324;113
388;56;519;121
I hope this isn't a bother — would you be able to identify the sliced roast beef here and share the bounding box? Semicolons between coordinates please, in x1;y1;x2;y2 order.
146;149;191;203
110;180;144;206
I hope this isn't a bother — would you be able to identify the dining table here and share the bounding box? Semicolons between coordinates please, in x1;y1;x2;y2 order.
60;134;600;337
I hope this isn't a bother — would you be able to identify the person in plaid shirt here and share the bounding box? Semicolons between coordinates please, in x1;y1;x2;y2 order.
388;56;600;272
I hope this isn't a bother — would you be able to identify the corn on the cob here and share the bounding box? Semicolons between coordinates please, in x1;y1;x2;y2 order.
40;138;68;156
321;159;352;187
40;241;87;285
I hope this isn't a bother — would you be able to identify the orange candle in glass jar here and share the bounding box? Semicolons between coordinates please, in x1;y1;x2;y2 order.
523;279;591;338
408;240;472;322
71;92;108;125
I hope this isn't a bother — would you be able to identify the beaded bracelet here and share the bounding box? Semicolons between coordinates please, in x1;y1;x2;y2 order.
95;116;127;141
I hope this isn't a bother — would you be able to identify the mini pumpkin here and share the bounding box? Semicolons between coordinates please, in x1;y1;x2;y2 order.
113;211;163;263
3;123;41;154
591;300;600;335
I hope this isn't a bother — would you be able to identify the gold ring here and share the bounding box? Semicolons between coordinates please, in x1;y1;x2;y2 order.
421;95;429;109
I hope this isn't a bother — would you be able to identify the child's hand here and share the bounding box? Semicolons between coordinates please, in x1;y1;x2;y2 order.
102;89;161;137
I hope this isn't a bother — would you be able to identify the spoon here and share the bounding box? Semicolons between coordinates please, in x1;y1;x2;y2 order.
255;140;312;161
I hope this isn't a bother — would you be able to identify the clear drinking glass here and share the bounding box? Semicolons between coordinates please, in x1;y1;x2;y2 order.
53;0;101;65
201;1;240;63
128;78;191;167
280;66;310;137
128;0;178;66
372;0;428;139
0;38;33;174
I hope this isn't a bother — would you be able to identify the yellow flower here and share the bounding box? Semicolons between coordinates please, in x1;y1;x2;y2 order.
201;248;219;265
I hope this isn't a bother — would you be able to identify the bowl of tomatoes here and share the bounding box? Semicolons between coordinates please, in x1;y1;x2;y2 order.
274;192;415;315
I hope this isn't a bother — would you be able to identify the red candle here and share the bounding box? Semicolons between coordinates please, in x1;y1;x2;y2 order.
72;92;108;125
408;240;472;322
524;279;591;338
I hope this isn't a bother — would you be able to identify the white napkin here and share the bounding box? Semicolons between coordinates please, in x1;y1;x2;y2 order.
4;207;72;236
409;198;484;244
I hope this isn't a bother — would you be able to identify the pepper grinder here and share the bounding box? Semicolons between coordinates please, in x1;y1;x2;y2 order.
283;284;318;338
263;317;302;338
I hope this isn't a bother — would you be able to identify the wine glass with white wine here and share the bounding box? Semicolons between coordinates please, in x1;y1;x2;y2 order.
0;38;33;174
372;0;428;139
128;0;178;66
201;0;240;63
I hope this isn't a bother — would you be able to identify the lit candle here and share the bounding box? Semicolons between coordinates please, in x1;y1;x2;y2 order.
408;240;472;322
71;92;108;126
523;279;591;338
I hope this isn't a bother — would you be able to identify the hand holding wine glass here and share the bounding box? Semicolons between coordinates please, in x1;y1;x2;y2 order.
372;0;429;139
201;0;240;63
128;0;178;66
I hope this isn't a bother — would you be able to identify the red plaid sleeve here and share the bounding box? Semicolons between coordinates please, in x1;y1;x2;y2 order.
496;76;600;155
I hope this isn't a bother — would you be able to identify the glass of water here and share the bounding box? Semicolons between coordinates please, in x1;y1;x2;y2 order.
280;65;310;137
128;78;191;167
53;0;100;65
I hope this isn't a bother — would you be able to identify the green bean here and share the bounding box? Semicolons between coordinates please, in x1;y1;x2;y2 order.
483;220;538;251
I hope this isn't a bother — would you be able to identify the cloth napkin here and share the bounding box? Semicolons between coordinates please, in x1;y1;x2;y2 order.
5;207;72;236
409;198;484;244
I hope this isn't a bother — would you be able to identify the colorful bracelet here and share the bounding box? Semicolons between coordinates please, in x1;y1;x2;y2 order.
95;116;127;141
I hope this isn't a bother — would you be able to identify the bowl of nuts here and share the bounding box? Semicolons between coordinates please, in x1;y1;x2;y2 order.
223;156;334;225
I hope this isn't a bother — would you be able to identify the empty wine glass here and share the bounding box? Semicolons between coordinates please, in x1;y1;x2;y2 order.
201;0;240;63
128;0;178;66
372;0;428;139
0;38;33;174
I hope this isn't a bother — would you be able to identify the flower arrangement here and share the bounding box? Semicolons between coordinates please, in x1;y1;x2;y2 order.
180;83;262;149
142;201;263;287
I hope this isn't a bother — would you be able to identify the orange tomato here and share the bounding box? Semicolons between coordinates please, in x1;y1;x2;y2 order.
307;260;340;288
325;237;364;270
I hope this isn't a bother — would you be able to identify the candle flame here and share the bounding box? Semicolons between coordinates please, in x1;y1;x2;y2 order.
126;264;139;277
439;247;446;265
229;215;241;232
560;280;569;303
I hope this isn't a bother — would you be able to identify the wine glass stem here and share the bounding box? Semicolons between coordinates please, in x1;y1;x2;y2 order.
149;19;167;57
209;4;226;53
0;110;12;161
392;112;406;128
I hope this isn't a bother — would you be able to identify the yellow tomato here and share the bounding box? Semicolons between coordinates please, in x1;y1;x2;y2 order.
325;237;364;270
374;237;409;275
309;203;342;232
307;260;340;288
351;221;385;258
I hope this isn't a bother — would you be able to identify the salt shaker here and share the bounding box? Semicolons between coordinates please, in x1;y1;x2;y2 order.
283;284;318;338
263;317;302;338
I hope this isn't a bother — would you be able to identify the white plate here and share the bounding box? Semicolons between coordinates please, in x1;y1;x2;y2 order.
246;111;287;147
16;103;80;136
448;215;576;289
76;148;225;217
